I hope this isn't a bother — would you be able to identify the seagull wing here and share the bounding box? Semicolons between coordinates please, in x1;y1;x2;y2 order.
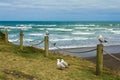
57;59;65;69
61;59;68;67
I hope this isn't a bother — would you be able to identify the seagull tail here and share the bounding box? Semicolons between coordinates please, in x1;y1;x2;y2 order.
104;40;107;42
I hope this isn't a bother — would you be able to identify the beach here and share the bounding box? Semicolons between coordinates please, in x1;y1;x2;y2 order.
86;53;120;73
51;44;120;57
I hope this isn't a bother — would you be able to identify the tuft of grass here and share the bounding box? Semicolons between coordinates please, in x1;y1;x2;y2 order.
0;74;9;80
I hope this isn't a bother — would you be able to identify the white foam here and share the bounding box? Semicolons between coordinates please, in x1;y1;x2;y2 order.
28;33;43;36
111;31;120;34
72;32;95;35
9;34;18;37
9;39;19;42
49;45;96;50
36;25;56;27
38;28;45;30
8;26;32;30
47;28;73;31
74;27;88;29
50;38;73;42
68;24;95;27
50;37;89;42
23;39;33;42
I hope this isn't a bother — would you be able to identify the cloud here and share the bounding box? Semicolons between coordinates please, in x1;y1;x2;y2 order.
0;0;120;10
0;2;11;6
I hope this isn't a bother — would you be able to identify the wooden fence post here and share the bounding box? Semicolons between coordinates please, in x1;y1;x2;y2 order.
96;44;103;76
5;28;8;44
44;35;49;57
20;29;23;50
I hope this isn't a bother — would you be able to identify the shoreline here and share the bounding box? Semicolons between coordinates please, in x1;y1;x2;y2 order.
50;44;120;57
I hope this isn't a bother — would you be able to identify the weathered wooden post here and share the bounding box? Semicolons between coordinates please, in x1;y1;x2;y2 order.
5;28;8;44
96;44;103;76
44;31;49;57
20;29;23;50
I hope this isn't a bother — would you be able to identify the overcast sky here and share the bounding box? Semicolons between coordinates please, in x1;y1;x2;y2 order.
0;0;120;21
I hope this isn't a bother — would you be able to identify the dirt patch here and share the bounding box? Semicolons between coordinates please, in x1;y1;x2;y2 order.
3;69;37;80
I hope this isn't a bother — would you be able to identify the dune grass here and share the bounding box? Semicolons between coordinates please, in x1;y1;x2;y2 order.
0;39;120;80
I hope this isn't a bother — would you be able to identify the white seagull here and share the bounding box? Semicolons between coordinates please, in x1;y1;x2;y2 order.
57;59;65;70
98;35;107;43
45;30;49;36
61;59;68;68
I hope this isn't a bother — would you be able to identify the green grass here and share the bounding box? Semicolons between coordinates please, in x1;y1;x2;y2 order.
0;39;120;80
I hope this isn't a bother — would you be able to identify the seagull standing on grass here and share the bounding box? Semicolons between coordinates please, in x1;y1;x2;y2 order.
57;59;65;70
98;35;107;43
61;59;68;68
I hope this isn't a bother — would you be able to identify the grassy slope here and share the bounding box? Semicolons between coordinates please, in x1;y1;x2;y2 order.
0;40;120;80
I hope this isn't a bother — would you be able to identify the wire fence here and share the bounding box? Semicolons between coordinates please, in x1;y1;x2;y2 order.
49;41;96;54
1;28;120;62
21;39;44;47
103;50;120;62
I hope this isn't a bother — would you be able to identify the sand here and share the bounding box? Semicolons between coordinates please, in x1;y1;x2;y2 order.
85;53;120;73
51;44;120;57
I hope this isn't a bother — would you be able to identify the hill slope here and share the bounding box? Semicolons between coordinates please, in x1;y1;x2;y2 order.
0;40;120;80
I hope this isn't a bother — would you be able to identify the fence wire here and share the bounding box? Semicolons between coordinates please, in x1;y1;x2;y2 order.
31;39;44;46
29;39;42;42
103;50;120;62
26;39;44;46
50;41;96;54
8;39;20;43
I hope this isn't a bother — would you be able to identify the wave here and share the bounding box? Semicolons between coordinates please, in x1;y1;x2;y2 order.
23;39;33;42
74;27;88;29
50;37;89;42
38;28;45;30
28;33;43;36
35;24;57;27
9;39;19;42
49;45;96;50
6;26;32;30
68;24;95;27
49;43;120;50
47;28;73;31
111;31;120;34
16;24;34;27
9;34;18;38
72;32;95;35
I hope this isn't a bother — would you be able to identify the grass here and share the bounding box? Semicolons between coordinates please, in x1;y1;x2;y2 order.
0;39;120;80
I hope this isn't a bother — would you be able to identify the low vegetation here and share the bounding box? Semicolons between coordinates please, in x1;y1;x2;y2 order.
0;39;120;80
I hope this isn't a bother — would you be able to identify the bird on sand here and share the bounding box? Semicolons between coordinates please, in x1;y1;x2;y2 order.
57;59;65;70
98;35;107;43
61;59;68;68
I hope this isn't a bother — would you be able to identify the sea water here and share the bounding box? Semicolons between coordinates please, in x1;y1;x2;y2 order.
0;21;120;50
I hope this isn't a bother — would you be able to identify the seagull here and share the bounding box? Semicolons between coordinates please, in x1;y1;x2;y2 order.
61;59;68;68
98;35;107;43
45;30;49;36
57;59;65;70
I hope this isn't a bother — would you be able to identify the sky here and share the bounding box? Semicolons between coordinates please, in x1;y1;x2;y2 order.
0;0;120;21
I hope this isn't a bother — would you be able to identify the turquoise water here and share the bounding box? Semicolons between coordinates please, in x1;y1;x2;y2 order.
0;21;120;50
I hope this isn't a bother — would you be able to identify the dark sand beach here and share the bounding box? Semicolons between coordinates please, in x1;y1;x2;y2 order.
51;44;120;57
85;53;120;73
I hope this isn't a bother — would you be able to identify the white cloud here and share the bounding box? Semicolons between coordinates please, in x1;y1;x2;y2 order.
0;0;120;10
0;2;11;6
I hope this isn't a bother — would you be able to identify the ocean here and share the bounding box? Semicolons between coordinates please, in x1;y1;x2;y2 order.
0;21;120;50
